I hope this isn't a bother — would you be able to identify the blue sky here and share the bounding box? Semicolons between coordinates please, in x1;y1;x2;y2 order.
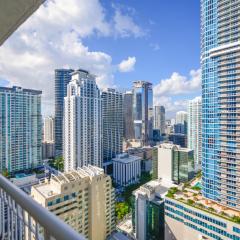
0;0;201;117
90;0;201;88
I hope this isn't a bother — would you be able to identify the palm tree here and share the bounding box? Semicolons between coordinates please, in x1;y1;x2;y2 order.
54;157;64;172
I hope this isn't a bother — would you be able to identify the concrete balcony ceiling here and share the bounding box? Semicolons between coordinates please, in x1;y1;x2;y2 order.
0;0;45;46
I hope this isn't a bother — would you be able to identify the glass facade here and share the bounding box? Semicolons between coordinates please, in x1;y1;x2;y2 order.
201;0;240;209
102;89;123;167
54;69;74;156
133;184;165;240
123;92;134;139
165;199;240;240
0;86;42;173
146;201;164;240
152;147;158;179
133;81;153;144
172;149;194;184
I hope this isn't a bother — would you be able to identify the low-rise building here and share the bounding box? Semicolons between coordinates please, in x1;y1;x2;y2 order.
31;165;115;240
113;153;141;187
127;146;153;173
133;180;168;240
164;178;240;240
152;143;194;185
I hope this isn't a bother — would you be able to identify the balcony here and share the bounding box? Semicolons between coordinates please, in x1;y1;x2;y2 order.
0;174;85;240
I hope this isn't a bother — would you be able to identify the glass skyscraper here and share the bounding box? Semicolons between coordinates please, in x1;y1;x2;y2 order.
102;89;123;173
54;69;74;156
0;86;42;174
201;0;240;209
123;91;135;140
133;81;153;145
154;106;165;135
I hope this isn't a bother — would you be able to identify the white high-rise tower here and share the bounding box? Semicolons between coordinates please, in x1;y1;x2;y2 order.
43;116;55;143
176;111;188;124
187;97;202;170
63;70;102;171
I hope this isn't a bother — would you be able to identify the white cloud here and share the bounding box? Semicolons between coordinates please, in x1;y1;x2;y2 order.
113;9;145;38
118;57;136;72
0;0;144;116
154;69;201;96
153;69;201;117
154;96;188;114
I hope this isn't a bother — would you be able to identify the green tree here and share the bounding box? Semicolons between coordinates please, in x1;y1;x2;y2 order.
187;199;194;205
232;216;240;223
115;202;129;220
50;156;64;172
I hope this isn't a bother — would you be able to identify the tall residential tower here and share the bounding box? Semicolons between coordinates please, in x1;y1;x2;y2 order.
63;69;102;171
188;97;202;170
102;89;123;172
162;2;240;240
0;86;42;174
202;0;240;209
54;69;74;156
43;116;55;143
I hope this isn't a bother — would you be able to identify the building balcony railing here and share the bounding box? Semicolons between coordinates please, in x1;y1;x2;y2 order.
218;64;240;72
0;174;85;240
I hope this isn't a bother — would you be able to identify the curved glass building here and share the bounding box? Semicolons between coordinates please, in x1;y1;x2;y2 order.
201;0;240;209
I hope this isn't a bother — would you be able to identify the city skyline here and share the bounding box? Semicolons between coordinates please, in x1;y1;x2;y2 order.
1;1;240;240
0;0;201;118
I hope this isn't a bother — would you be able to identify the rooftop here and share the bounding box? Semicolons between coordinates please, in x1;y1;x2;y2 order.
34;182;59;198
135;180;170;202
32;165;105;198
113;153;141;163
133;81;152;87
0;86;42;94
166;175;240;223
157;143;192;152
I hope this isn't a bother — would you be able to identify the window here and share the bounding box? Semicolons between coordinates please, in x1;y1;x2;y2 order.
64;195;69;201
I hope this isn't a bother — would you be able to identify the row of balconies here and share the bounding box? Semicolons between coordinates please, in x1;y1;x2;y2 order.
219;115;240;119
218;51;240;62
219;74;240;81
218;61;240;70
218;6;240;19
219;82;240;87
219;89;239;95
218;36;240;47
219;104;240;108
218;70;240;77
219;109;240;113
218;20;240;35
218;12;240;25
218;0;240;12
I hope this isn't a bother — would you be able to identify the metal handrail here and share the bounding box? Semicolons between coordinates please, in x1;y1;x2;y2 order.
0;174;85;240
